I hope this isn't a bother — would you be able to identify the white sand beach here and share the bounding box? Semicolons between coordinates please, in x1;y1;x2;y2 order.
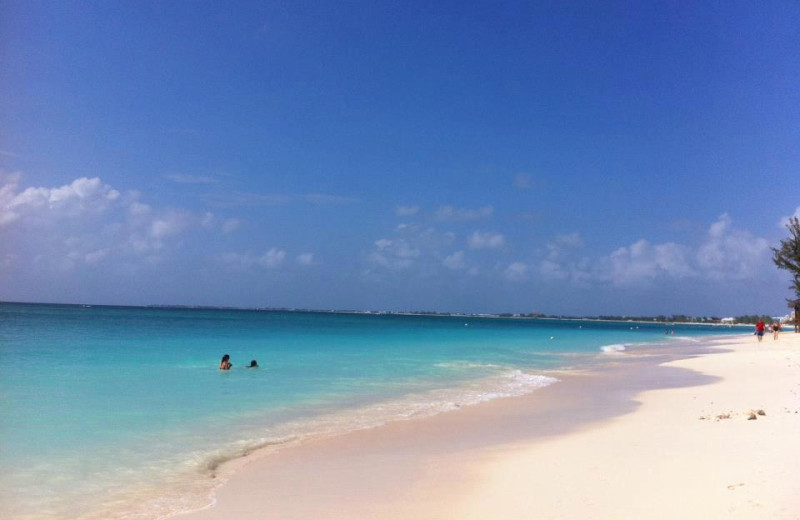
180;332;800;520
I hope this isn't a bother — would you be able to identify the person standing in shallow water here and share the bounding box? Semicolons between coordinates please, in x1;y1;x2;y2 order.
219;354;232;370
755;320;765;342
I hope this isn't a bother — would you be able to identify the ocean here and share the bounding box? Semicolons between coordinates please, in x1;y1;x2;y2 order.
0;302;740;519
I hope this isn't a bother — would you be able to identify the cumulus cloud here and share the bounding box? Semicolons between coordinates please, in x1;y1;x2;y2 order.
467;231;506;250
607;240;694;286
545;214;768;287
150;211;192;240
434;205;493;222
0;172;22;226
366;224;459;275
696;213;770;281
0;174;236;273
369;238;420;270
1;175;120;226
537;233;591;283
536;215;772;288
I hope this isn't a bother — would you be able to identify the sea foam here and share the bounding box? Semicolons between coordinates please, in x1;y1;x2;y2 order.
600;343;627;353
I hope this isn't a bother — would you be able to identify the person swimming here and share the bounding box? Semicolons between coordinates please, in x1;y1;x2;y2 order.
247;360;258;368
219;354;232;370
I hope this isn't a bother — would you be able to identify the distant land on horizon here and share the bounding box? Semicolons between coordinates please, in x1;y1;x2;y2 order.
1;300;785;325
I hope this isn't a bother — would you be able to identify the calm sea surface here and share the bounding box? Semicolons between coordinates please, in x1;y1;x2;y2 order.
0;302;740;519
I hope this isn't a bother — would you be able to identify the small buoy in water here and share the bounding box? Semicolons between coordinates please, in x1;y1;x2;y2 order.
550;336;555;340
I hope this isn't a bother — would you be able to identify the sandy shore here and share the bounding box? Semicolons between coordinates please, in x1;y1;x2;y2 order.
179;332;800;520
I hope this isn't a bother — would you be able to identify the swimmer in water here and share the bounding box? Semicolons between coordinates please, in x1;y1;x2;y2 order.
219;354;232;370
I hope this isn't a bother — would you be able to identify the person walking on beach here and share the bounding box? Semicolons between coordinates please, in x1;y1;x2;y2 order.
755;320;765;342
772;322;781;340
219;354;232;370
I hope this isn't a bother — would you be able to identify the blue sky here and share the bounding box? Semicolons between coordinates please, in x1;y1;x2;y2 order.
1;1;798;316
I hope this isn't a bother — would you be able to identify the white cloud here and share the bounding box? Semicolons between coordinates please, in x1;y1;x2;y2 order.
0;172;22;226
259;248;286;268
538;258;570;281
608;239;694;286
366;224;461;277
696;213;770;281
395;205;420;216
467;231;506;250
128;201;152;218
505;261;530;282
199;213;242;234
369;238;420;270
1;176;120;226
537;232;594;284
572;214;765;287
442;250;466;270
296;252;315;266
778;206;800;228
150;211;192;240
434;205;493;222
0;174;237;273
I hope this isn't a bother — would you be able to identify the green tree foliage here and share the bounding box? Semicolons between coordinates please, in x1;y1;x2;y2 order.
734;315;775;325
772;216;800;300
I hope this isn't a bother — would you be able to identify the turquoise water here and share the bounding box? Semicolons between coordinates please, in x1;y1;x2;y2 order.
0;303;739;519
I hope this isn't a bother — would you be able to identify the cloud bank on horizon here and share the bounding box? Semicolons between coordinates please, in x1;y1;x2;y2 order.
0;172;795;315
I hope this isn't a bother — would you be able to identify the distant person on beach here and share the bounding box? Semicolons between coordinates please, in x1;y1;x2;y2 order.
219;354;232;370
755;320;765;342
247;360;259;368
771;322;781;340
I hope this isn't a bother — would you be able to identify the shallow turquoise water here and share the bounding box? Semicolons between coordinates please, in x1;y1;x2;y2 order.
0;303;739;519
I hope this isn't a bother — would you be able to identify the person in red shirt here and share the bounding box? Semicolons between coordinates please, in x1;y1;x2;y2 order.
755;320;765;342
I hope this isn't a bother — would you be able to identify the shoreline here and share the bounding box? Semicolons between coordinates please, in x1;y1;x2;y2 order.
176;332;800;519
